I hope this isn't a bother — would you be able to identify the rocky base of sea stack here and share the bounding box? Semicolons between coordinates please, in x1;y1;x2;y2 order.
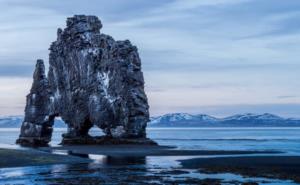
61;136;158;146
16;137;51;147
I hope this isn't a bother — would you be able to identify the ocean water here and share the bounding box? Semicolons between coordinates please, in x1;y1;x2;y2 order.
1;127;300;154
0;127;300;184
149;127;300;154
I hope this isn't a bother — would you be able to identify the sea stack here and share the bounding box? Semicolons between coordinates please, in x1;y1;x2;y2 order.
17;15;155;146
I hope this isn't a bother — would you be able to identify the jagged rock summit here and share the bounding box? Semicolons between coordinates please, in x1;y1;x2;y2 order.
17;15;155;146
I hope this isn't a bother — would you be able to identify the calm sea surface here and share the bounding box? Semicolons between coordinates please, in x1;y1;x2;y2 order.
1;127;300;154
0;127;300;184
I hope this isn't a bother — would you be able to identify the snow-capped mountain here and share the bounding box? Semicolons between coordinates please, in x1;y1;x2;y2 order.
195;114;219;122
150;113;218;127
0;116;23;128
150;113;196;124
222;113;283;121
1;113;300;128
149;113;300;127
0;116;66;128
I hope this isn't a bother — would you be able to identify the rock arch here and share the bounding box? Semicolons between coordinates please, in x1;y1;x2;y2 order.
17;15;154;146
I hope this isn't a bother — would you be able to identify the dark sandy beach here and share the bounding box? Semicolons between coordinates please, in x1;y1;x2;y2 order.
41;145;281;156
0;148;90;168
0;146;299;184
180;156;300;183
41;145;300;183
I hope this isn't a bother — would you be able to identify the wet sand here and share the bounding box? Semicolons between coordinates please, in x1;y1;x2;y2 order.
0;145;281;169
0;148;90;168
180;156;300;183
0;145;281;168
41;145;281;156
0;146;299;184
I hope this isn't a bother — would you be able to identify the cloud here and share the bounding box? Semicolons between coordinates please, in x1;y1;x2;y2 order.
150;103;300;118
0;0;299;116
234;11;300;40
0;3;66;66
151;0;251;13
0;77;31;115
277;95;299;99
0;65;34;77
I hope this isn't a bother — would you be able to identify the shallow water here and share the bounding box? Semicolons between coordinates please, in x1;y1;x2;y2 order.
0;155;299;185
0;127;300;184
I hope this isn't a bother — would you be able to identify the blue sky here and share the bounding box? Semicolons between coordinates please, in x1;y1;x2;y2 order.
0;0;300;117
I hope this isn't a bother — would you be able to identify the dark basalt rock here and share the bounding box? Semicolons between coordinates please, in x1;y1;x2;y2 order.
16;60;54;146
61;136;157;146
17;15;154;146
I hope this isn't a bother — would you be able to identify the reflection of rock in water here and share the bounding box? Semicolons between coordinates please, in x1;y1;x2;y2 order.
39;161;223;184
16;15;155;147
1;157;285;185
63;150;147;166
44;156;149;184
67;151;89;158
103;156;147;166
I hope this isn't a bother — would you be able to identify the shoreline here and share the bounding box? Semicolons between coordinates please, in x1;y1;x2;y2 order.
180;156;300;183
0;148;90;168
0;146;299;184
41;145;282;157
0;145;282;168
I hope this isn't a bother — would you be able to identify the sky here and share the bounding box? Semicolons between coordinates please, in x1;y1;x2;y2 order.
0;0;300;118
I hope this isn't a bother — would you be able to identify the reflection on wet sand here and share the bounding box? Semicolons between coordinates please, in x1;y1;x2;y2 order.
67;150;148;166
1;128;300;184
1;153;298;185
43;155;149;185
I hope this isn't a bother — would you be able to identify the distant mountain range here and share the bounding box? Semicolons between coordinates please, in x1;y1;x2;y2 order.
1;113;300;128
149;113;300;127
0;116;66;128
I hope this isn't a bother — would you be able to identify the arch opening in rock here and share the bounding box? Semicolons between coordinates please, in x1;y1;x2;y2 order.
88;125;105;137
